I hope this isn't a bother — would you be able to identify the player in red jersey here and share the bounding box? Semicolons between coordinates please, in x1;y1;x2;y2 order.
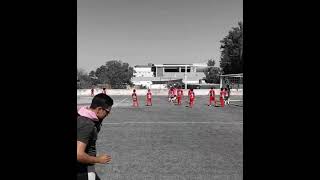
208;87;216;106
173;87;177;96
132;89;139;107
173;87;178;103
220;88;225;107
176;86;183;105
168;87;175;102
146;89;152;106
188;88;195;108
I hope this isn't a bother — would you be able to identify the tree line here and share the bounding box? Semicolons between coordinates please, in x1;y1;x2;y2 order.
205;21;243;83
77;60;133;89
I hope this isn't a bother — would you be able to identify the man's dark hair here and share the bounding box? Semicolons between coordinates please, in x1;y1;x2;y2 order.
90;93;113;109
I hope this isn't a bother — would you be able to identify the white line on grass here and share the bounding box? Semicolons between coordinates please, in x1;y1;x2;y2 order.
102;121;242;125
113;97;128;107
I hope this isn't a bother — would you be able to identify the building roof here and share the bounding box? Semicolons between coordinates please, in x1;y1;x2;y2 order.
153;63;207;67
154;64;192;67
134;65;152;68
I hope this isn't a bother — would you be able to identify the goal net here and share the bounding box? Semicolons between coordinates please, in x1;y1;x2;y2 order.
220;73;243;106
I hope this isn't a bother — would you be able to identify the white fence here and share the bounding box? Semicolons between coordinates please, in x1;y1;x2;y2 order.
77;89;243;96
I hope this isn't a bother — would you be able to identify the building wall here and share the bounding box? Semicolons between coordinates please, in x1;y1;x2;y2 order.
161;72;205;79
134;67;152;72
154;66;206;84
133;67;153;77
131;80;152;88
156;67;164;77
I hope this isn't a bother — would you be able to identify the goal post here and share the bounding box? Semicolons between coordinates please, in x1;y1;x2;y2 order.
220;73;243;105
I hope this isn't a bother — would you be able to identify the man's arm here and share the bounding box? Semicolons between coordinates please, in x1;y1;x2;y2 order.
77;141;111;164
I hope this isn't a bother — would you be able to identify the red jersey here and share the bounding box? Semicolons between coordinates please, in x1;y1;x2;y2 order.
177;89;183;97
147;92;152;99
220;90;225;98
173;88;177;95
189;91;195;99
209;89;215;97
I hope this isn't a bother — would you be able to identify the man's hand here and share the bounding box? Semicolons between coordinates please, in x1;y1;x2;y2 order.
78;141;111;164
97;154;111;164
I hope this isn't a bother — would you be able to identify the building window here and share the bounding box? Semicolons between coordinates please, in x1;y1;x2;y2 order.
181;67;191;72
164;67;179;72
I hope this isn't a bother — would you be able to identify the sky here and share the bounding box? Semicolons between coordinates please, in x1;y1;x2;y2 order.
77;0;242;72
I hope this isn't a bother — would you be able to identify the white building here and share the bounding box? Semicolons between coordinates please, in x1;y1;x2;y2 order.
153;63;207;84
131;63;208;89
133;65;154;77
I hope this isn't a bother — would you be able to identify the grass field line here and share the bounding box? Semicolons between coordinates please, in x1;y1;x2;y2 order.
102;121;243;125
113;97;129;107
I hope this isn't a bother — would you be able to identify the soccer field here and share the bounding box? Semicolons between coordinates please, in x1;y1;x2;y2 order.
77;95;243;180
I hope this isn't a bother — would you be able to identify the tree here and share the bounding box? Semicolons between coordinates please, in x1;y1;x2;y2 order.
94;60;134;88
207;59;215;67
89;70;95;78
77;68;94;89
219;21;243;74
88;70;99;85
204;59;221;83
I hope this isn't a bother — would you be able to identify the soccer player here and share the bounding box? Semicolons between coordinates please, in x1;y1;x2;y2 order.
102;88;107;94
176;86;183;105
168;87;174;102
173;86;177;96
188;88;195;108
146;89;152;106
91;87;94;97
224;87;230;105
132;89;139;107
220;88;225;107
208;87;216;106
172;87;178;103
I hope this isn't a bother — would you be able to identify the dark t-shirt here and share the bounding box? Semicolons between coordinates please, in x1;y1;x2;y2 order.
77;115;101;173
